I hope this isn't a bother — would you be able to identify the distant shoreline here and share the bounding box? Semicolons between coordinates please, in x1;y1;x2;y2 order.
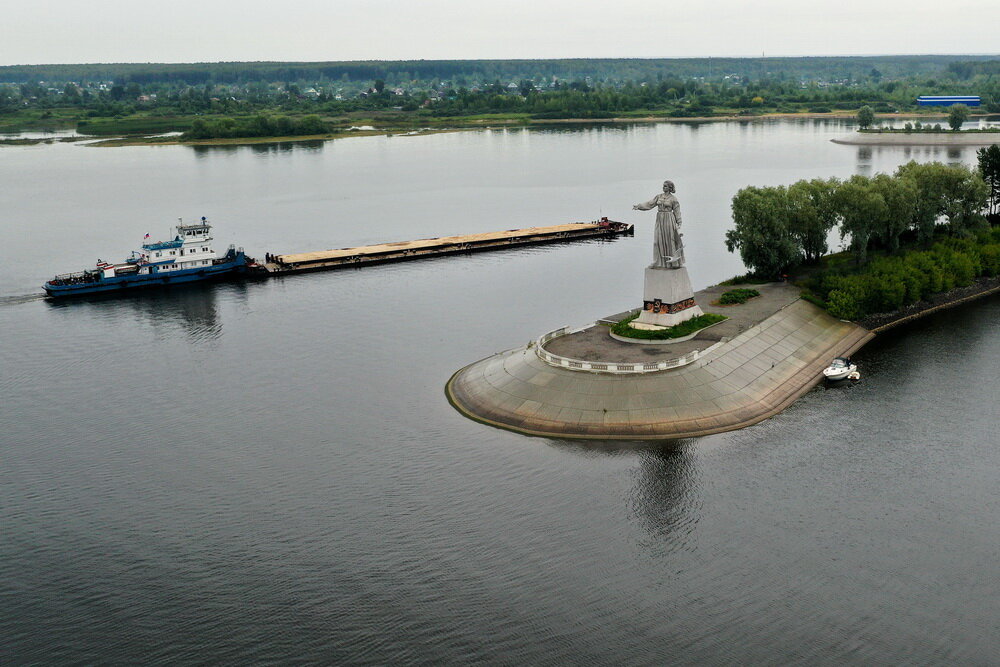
832;132;1000;146
80;112;953;148
5;112;990;149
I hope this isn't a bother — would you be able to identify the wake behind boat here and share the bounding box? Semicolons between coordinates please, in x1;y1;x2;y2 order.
44;218;256;298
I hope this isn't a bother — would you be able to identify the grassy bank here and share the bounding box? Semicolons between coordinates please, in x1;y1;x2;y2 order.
77;116;194;136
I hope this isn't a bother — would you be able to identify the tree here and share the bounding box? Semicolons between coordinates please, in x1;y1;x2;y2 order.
894;161;987;239
869;173;917;253
947;103;969;131
835;176;886;264
896;161;951;242
726;186;800;278
62;83;80;103
977;144;1000;219
373;79;385;94
940;168;989;236
787;178;839;263
856;105;874;130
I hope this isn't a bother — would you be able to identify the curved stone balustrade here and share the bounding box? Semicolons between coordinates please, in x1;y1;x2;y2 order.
534;326;701;374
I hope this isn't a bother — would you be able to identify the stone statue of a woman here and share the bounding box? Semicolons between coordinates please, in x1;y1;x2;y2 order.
633;180;684;269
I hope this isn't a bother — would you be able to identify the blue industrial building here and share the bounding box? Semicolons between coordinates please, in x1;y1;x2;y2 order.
916;95;981;107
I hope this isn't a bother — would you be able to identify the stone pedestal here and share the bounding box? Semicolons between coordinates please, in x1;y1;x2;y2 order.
633;266;703;328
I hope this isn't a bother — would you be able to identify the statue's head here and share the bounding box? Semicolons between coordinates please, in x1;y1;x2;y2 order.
662;180;675;193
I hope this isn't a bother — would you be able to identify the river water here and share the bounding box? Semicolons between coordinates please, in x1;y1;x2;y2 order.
2;120;997;664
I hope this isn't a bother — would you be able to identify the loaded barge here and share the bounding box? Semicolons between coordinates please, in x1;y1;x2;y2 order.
44;217;631;297
263;218;632;275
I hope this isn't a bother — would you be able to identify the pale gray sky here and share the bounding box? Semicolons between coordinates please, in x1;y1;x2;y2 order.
3;0;998;65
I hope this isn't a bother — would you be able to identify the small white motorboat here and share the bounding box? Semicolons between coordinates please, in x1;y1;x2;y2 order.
822;357;857;381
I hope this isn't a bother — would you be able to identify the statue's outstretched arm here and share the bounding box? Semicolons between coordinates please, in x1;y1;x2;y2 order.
633;197;659;211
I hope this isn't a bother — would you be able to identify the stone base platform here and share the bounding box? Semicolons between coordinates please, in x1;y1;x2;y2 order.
551;283;801;363
446;283;874;440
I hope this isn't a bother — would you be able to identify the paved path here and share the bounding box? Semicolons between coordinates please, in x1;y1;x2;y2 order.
447;297;873;440
545;283;800;364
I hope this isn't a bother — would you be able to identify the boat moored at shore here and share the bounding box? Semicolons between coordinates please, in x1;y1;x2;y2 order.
44;218;255;298
822;357;858;381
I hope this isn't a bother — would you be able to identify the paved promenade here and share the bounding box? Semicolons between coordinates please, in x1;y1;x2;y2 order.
447;291;873;440
546;283;801;363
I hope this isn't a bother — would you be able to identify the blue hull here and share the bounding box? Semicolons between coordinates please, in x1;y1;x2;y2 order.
45;252;249;298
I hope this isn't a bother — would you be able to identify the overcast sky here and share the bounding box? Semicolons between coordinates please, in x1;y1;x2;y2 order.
3;0;998;65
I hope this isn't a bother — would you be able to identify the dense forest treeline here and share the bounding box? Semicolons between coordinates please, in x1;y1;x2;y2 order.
3;56;997;86
1;55;998;136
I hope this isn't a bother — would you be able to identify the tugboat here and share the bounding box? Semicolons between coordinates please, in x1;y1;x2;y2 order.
44;217;255;298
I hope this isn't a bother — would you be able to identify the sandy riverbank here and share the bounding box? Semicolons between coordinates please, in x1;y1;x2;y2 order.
833;132;1000;146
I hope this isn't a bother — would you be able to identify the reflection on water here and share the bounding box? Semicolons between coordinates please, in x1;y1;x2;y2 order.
856;146;873;174
629;444;700;550
45;283;226;341
191;139;326;157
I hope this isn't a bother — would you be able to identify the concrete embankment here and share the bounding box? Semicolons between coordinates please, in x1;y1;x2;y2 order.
447;291;873;440
832;133;1000;146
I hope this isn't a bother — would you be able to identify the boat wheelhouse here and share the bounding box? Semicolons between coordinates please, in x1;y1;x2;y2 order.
44;218;253;297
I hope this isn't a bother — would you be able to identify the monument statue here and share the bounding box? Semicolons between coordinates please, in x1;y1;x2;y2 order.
633;180;684;269
630;179;703;330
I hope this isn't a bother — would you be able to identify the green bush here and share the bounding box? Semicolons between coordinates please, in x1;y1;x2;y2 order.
802;228;1000;319
77;116;192;135
611;312;727;340
182;114;332;140
718;288;760;304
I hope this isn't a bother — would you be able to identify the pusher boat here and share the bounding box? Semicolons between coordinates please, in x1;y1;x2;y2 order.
44;218;255;298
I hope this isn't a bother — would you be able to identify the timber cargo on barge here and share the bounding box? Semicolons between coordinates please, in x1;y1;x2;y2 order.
264;218;632;274
44;218;256;298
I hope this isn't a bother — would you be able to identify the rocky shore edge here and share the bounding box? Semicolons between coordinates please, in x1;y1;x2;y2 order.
859;276;1000;333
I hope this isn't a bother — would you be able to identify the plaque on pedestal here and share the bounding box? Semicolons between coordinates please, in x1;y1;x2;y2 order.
633;266;704;328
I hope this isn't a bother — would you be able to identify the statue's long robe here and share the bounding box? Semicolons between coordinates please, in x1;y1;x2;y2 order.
635;192;684;268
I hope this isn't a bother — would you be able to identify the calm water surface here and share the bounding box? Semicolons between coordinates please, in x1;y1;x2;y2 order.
2;120;998;664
